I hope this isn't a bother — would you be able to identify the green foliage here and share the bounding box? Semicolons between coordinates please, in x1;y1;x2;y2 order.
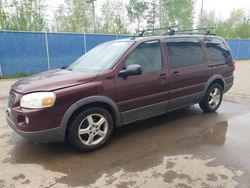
2;0;47;31
198;9;250;38
0;72;31;79
146;0;158;30
54;0;92;33
98;0;128;34
162;0;195;29
1;0;250;38
0;0;8;29
126;0;148;31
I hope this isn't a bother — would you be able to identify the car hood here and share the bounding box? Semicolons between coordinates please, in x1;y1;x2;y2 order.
12;69;98;94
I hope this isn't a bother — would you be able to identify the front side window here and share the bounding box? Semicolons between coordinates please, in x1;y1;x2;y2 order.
166;37;204;68
205;38;229;62
125;40;162;72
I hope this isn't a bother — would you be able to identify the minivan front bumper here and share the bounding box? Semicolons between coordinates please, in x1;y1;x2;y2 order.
6;110;64;143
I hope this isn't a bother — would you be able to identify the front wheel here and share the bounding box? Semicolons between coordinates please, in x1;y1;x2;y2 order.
199;83;223;112
67;107;114;151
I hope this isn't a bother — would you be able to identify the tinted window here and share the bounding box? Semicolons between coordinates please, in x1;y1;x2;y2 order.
166;38;204;68
205;38;229;62
125;40;162;72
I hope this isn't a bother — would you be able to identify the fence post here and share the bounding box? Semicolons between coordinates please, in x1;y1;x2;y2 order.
84;34;87;53
45;32;51;70
247;39;250;59
236;38;241;60
0;64;3;77
116;34;118;40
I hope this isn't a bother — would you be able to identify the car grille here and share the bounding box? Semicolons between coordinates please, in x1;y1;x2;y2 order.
8;90;16;108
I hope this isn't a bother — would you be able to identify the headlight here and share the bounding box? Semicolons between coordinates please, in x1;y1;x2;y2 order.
20;92;56;109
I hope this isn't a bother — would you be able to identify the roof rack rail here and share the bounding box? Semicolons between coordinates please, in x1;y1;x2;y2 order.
131;27;215;39
131;26;178;39
164;27;215;36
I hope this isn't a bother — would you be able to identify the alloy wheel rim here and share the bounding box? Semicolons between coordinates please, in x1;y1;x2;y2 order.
78;113;108;146
208;88;221;108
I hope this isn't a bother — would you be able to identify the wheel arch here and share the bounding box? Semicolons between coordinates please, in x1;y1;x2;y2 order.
201;74;225;101
58;96;121;141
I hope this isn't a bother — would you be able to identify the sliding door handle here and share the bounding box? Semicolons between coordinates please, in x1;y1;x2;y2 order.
172;71;179;76
160;74;167;78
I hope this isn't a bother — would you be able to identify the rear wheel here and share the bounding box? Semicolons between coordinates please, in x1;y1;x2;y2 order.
199;83;223;112
67;107;114;151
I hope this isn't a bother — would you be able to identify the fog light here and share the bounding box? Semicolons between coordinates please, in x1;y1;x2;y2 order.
25;116;29;124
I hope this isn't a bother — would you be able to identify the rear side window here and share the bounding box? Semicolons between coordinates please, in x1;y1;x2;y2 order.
166;38;204;68
205;38;229;62
125;40;162;72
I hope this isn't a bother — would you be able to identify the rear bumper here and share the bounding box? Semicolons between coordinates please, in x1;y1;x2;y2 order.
224;83;233;93
224;76;234;93
6;111;64;143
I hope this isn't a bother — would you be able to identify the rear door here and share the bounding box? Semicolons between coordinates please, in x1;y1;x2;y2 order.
165;37;209;110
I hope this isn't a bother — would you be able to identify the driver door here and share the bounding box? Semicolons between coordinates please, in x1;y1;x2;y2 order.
114;40;168;124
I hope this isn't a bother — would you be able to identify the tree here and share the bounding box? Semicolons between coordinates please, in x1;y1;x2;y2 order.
99;0;128;34
198;9;250;38
5;0;47;31
54;0;92;33
126;0;148;31
235;18;250;39
162;0;195;29
226;9;250;38
0;0;8;29
146;0;158;31
198;10;217;28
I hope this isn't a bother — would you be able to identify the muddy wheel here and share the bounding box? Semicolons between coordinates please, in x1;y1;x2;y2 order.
199;83;223;112
67;107;114;151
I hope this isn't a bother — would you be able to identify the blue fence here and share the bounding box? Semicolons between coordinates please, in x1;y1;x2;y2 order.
0;31;249;77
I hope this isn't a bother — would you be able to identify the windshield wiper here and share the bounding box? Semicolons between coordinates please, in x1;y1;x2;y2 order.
61;65;68;69
61;65;73;71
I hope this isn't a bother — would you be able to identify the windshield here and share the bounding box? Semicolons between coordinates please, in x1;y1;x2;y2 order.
68;41;133;73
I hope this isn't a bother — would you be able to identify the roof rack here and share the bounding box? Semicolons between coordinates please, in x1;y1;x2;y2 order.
131;26;178;39
164;27;215;36
131;27;215;38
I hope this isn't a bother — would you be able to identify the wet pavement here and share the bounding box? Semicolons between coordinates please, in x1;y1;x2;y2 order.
0;61;250;188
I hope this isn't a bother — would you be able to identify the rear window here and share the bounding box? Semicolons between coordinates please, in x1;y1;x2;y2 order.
166;37;204;68
205;38;229;62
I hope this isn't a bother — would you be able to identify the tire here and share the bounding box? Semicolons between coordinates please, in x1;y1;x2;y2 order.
199;83;223;112
67;107;114;151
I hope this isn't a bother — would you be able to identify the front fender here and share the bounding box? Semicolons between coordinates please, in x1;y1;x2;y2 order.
58;96;121;141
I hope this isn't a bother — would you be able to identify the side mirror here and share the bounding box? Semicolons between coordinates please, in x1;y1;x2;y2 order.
118;64;142;77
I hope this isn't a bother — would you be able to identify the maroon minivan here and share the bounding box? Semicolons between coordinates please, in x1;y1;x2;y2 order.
6;34;235;151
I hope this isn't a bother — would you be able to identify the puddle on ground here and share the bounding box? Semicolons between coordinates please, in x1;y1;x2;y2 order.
0;99;250;187
86;155;243;188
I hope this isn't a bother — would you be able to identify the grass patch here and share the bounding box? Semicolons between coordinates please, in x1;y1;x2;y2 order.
0;72;31;79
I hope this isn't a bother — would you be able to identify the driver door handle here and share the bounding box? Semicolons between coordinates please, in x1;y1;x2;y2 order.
160;73;167;78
